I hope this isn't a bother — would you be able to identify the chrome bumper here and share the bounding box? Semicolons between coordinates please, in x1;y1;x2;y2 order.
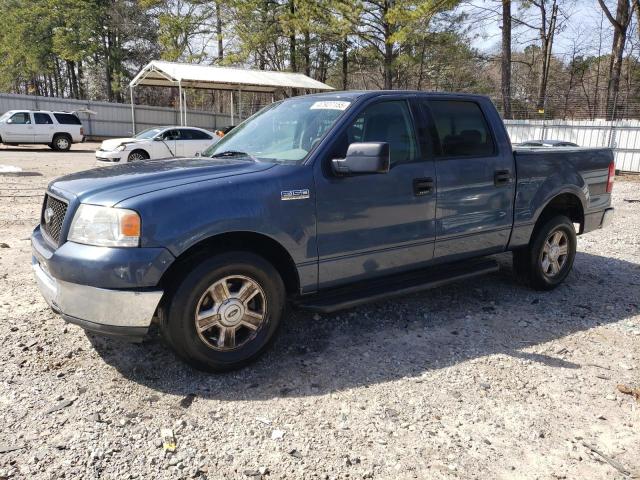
32;258;163;338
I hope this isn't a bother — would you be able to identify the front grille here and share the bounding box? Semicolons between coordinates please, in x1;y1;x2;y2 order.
41;194;68;244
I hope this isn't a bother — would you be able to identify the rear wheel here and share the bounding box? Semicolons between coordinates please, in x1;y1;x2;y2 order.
52;134;71;151
513;215;577;290
162;252;285;371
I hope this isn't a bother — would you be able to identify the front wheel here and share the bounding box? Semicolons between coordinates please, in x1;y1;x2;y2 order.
162;252;285;371
128;150;149;162
513;215;577;290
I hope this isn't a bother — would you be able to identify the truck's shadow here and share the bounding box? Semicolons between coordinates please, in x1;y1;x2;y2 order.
88;251;640;401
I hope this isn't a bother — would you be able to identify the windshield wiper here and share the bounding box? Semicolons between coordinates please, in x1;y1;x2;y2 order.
210;150;257;160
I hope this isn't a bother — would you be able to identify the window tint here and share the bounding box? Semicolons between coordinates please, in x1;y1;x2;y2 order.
426;100;494;157
180;129;212;140
53;113;81;125
34;113;53;124
331;100;417;165
10;112;31;124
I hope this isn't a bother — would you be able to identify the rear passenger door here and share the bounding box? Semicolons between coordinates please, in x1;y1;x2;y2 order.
178;129;214;157
421;98;515;260
33;112;55;142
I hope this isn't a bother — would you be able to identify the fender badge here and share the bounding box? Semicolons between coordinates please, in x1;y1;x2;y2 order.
281;189;310;201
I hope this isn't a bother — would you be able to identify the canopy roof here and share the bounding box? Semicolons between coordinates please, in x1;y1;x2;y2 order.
130;60;334;93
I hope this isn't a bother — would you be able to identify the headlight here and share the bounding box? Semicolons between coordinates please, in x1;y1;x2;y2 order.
68;204;140;247
115;144;127;152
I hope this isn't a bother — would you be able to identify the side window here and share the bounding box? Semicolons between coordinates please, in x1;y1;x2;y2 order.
9;112;31;124
53;113;82;125
331;100;417;165
34;113;53;124
182;129;212;140
426;100;495;157
162;129;180;140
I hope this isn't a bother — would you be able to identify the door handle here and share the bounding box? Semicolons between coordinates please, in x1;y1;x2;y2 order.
494;170;512;187
413;177;434;196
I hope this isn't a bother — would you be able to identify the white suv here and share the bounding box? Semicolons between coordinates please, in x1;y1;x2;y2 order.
96;126;217;163
0;110;85;151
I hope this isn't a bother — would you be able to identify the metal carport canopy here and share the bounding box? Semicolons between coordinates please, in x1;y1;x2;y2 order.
130;60;335;92
128;60;334;132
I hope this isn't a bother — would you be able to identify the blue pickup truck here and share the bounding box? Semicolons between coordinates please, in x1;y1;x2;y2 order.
32;91;615;371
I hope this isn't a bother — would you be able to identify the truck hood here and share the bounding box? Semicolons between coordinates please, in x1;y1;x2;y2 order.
49;158;276;206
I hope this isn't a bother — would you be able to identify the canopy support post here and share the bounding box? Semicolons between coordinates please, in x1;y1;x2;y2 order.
178;80;183;126
230;90;234;125
238;88;242;122
130;84;136;135
183;89;187;125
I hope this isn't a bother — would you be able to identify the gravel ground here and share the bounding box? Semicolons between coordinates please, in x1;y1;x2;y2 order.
0;145;639;480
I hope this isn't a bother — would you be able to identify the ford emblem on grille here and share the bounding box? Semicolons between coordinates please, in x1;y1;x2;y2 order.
44;207;55;224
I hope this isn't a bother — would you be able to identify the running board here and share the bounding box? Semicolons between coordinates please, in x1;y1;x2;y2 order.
297;258;499;313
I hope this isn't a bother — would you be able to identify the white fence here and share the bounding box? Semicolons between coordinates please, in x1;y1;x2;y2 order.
0;93;234;139
505;119;640;173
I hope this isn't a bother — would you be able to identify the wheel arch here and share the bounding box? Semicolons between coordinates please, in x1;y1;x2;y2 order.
128;148;150;160
53;132;72;141
159;231;300;296
534;191;585;235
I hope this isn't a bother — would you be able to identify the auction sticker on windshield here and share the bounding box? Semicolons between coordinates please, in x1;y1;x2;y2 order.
310;101;350;111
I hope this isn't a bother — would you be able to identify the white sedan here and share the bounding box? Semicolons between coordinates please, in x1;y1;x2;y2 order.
96;126;218;163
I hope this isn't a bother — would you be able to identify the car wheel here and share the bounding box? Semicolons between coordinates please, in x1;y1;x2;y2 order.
513;215;576;290
162;252;285;371
52;134;71;151
128;150;149;162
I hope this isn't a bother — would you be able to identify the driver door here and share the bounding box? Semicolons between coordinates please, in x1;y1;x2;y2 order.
313;98;437;289
159;129;180;158
4;112;34;143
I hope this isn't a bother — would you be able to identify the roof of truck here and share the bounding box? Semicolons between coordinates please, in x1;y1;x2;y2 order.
281;90;491;101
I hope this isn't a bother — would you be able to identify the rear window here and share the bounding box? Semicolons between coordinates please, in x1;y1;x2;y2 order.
425;100;495;157
34;113;53;124
53;113;82;125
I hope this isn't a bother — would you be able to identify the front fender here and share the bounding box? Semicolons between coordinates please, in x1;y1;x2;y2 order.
116;164;318;287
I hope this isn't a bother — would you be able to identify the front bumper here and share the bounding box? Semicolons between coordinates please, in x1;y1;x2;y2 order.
32;257;163;339
96;150;122;163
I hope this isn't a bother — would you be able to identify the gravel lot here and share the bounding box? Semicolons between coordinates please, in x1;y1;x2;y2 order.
1;144;639;480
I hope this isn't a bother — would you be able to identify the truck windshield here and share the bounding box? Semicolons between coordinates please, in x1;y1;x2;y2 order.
206;98;352;164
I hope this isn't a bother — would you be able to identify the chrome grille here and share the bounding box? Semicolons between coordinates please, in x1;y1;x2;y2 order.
42;194;68;244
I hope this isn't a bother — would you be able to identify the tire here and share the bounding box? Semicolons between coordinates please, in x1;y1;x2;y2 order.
513;215;577;290
128;150;149;162
52;134;71;151
162;252;286;371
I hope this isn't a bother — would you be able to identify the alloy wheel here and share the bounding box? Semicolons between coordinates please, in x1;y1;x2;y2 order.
194;275;267;351
56;137;69;150
540;230;569;278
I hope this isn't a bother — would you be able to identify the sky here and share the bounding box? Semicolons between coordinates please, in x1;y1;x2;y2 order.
459;0;627;60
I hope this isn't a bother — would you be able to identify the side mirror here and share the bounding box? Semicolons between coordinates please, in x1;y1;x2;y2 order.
6;118;12;124
194;152;201;157
332;142;390;175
